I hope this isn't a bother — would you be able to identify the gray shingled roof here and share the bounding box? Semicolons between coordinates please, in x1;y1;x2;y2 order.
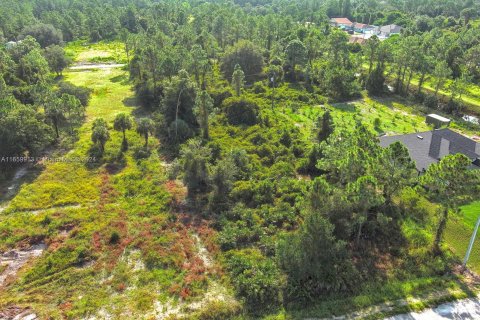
380;24;402;34
379;129;480;171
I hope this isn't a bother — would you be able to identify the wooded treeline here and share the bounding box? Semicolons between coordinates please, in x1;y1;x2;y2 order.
0;35;90;173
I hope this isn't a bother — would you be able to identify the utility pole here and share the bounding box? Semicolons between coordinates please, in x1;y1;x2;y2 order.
462;213;480;270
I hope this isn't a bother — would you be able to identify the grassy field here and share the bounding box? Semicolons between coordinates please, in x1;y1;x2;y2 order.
65;40;127;64
445;202;480;273
281;92;431;138
6;67;133;212
0;51;230;318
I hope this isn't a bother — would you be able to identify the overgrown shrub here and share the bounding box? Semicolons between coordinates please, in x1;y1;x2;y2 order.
223;249;284;311
366;66;386;95
210;88;233;108
168;119;194;143
277;208;358;301
221;40;264;83
194;300;241;319
423;94;438;109
252;81;267;94
109;231;120;244
223;97;259;126
58;81;92;107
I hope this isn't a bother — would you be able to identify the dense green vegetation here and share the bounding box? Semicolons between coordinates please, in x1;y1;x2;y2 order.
1;0;480;319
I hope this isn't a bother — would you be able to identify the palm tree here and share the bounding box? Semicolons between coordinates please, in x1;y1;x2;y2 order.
91;118;110;154
114;113;132;151
136;118;155;147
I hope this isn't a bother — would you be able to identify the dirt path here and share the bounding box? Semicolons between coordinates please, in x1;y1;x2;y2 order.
321;267;480;319
0;244;46;287
13;204;83;215
0;166;30;214
192;234;213;268
0;307;37;320
69;63;125;70
1;167;28;201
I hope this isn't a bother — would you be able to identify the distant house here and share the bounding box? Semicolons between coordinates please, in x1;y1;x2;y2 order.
353;23;374;33
378;24;402;37
330;17;353;28
379;128;480;172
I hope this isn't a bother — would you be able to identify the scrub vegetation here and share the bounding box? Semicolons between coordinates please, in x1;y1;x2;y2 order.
0;0;480;319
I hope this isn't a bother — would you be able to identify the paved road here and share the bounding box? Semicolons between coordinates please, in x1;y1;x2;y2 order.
386;297;480;319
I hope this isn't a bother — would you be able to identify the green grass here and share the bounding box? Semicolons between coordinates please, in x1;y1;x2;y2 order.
401;73;480;115
1;43;476;319
267;276;469;319
0;50;207;318
281;93;431;138
65;40;127;64
6;68;133;212
460;201;480;230
445;216;480;274
444;202;480;273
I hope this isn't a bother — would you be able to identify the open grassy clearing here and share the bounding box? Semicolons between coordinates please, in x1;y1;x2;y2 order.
4;67;132;213
269;83;479;140
293;96;430;136
375;60;480;116
65;40;127;64
0;56;234;318
257;84;434;140
445;217;480;274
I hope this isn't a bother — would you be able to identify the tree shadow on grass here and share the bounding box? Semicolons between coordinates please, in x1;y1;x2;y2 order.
0;164;44;207
110;74;130;85
130;106;151;119
122;96;138;108
85;145;127;174
370;95;415;110
371;95;396;109
331;102;357;113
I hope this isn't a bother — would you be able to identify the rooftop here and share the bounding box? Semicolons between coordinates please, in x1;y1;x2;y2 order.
379;128;480;171
330;17;353;25
353;23;370;29
380;24;402;34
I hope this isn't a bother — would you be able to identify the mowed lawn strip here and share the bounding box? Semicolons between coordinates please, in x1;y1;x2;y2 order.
7;68;133;212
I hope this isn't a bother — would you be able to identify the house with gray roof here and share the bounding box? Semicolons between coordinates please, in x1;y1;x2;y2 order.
378;24;402;37
379;128;480;172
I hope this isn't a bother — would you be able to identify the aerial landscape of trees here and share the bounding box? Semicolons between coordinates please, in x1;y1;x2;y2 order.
0;0;480;318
